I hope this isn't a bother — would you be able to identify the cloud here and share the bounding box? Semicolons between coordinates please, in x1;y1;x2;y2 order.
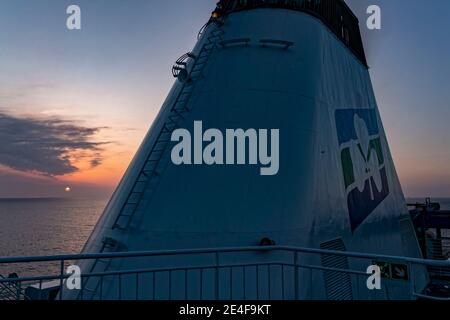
0;112;109;176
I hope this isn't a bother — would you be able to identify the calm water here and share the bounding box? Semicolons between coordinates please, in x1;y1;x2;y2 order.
0;198;107;276
0;197;449;277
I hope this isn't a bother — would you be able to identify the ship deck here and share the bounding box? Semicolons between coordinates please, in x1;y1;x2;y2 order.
1;245;450;301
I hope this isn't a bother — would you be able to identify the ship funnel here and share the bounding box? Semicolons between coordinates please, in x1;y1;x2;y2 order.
71;0;424;300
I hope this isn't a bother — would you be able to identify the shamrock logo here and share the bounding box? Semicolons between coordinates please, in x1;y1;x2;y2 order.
335;109;390;233
350;115;383;198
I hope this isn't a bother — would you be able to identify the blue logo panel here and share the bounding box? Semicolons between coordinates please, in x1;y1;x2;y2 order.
335;109;390;233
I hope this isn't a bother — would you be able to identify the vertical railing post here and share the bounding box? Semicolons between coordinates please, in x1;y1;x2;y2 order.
39;280;43;300
16;281;21;301
409;262;415;300
168;271;172;300
152;272;156;300
185;270;188;300
268;265;271;300
100;276;104;301
281;265;285;300
59;260;64;301
243;266;246;300
294;251;299;300
229;267;233;300
200;269;203;300
256;266;259;301
118;274;122;300
80;278;84;300
215;252;220;300
135;273;139;300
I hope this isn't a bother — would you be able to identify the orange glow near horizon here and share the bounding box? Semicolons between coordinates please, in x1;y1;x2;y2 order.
60;146;137;188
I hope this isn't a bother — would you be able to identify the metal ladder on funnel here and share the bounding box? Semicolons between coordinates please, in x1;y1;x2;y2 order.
77;25;226;300
76;237;119;300
111;26;225;232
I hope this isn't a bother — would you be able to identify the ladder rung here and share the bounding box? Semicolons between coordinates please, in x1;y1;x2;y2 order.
156;139;170;144
187;52;197;59
163;126;177;132
125;201;139;205
195;59;208;65
172;103;188;110
172;111;184;120
197;56;209;62
192;65;205;72
118;213;132;217
154;141;169;147
201;51;212;57
171;107;189;113
97;259;110;264
171;113;184;120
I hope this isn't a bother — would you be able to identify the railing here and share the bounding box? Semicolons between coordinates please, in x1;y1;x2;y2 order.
425;237;450;260
408;200;450;280
1;246;450;301
0;275;28;300
422;236;450;280
214;0;367;66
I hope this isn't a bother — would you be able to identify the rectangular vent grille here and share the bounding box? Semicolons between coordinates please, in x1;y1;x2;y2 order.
320;239;353;300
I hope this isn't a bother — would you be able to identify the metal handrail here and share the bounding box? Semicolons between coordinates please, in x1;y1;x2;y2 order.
0;262;368;286
1;245;450;268
1;246;450;300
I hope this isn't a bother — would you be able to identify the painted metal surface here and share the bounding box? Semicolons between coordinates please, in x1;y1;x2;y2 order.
2;246;447;300
71;8;426;300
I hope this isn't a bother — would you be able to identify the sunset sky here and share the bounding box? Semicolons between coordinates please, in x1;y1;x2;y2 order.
0;0;449;198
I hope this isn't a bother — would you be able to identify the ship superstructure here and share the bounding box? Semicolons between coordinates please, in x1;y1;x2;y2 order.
69;0;427;300
3;0;448;301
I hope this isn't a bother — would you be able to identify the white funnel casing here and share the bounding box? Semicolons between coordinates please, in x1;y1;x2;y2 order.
71;6;425;300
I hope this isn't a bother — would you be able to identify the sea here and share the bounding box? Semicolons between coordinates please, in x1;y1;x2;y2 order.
0;197;108;276
0;197;449;277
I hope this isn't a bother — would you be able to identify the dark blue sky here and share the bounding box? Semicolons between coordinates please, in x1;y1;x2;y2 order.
349;0;450;196
0;0;449;197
